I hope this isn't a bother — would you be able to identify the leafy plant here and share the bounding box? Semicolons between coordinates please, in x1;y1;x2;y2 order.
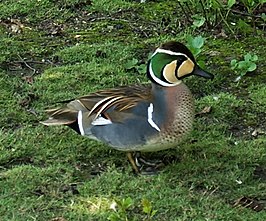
177;0;230;29
230;53;258;81
234;0;266;31
108;197;157;221
177;0;265;33
192;14;206;28
227;0;236;8
108;197;134;221
240;0;266;14
262;13;266;22
124;58;146;75
235;19;254;35
186;35;207;68
142;198;157;220
186;35;205;57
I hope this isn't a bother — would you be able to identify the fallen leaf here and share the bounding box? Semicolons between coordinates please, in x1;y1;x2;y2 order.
216;29;228;38
10;19;24;33
234;76;242;82
50;217;67;221
208;50;220;56
11;24;21;33
196;106;212;116
110;201;117;211
74;34;81;39
27;108;38;116
251;128;266;137
22;75;34;84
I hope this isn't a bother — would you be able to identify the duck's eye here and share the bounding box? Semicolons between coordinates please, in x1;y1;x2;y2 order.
177;58;195;78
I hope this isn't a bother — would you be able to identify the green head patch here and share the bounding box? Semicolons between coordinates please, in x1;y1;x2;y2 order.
148;50;194;86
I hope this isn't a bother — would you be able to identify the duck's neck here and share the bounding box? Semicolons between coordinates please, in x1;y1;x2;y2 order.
151;81;193;126
151;82;184;119
151;82;183;101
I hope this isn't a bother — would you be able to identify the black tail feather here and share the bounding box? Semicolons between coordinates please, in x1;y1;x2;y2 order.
68;121;81;134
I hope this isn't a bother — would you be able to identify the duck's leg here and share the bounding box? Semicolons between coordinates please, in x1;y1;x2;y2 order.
126;152;140;174
127;152;164;175
135;152;163;168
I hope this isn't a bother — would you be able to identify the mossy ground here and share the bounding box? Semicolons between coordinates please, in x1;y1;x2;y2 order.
0;0;266;220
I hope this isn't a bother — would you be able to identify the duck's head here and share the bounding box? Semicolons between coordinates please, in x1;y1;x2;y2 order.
147;41;214;86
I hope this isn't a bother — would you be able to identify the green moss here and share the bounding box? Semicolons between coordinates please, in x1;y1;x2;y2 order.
249;84;266;111
89;0;137;12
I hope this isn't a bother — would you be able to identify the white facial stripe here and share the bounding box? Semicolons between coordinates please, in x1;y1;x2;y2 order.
147;103;160;132
149;62;180;87
78;110;85;136
152;48;189;58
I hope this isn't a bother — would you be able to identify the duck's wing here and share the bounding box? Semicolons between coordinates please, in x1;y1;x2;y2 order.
41;84;152;129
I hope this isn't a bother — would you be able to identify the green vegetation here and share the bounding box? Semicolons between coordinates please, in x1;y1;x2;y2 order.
178;0;266;31
230;53;258;81
0;0;265;220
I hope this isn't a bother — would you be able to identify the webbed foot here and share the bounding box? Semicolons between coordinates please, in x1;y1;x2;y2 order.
126;152;165;175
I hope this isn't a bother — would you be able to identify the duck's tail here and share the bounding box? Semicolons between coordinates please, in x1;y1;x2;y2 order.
40;108;78;126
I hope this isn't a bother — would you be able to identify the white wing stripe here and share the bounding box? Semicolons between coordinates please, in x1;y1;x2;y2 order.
87;96;115;117
78;110;85;135
92;116;112;126
93;96;124;120
147;103;160;132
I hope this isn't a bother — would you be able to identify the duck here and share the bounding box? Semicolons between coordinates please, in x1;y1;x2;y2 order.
41;41;214;174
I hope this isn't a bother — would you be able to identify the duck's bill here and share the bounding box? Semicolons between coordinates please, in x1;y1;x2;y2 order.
193;66;214;79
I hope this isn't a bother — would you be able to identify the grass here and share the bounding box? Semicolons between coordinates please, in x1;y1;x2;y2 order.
0;0;266;220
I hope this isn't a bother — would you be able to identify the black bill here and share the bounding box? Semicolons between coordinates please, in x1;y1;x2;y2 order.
193;66;214;80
